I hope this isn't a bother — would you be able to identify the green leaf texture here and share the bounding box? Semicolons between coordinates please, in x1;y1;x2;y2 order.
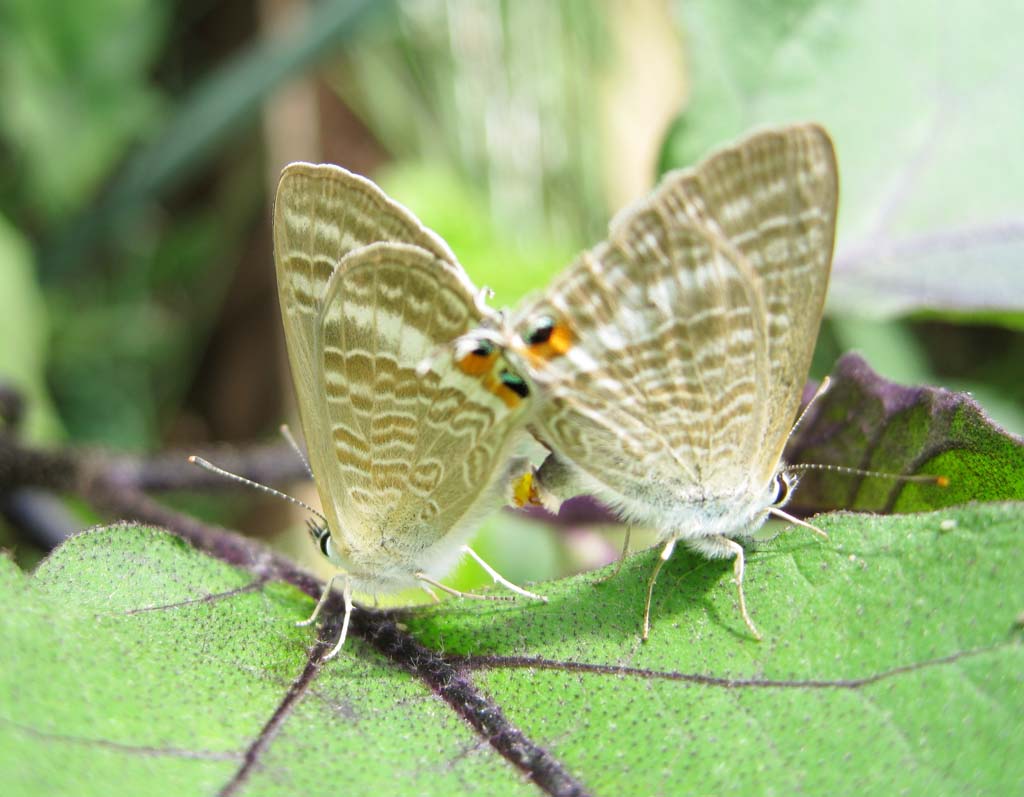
787;353;1024;514
3;502;1021;796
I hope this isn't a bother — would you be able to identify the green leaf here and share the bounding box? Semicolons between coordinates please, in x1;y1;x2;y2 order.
0;525;537;797
411;503;1024;795
662;0;1024;325
4;501;1022;795
787;353;1024;514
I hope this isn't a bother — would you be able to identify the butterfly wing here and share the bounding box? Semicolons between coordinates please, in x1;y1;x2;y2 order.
310;242;532;587
678;125;838;480
274;162;459;426
514;124;837;501
273;164;528;587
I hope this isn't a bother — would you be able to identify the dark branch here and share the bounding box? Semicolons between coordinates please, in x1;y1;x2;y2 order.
109;441;310;493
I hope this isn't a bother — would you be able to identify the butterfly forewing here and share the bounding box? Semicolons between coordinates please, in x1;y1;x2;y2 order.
310;242;531;580
514;123;837;498
274;163;458;410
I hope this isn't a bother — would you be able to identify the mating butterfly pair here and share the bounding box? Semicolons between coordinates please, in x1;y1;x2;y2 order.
273;123;838;658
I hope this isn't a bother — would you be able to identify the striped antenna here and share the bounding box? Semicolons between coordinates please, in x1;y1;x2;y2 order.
786;461;949;487
187;455;328;525
279;424;313;479
784;375;948;488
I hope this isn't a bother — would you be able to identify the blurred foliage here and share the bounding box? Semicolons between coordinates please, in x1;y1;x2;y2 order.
0;217;57;441
0;0;168;222
0;0;381;449
40;0;384;279
334;0;611;247
376;162;574;306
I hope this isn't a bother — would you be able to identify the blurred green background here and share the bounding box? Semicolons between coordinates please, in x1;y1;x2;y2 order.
1;0;1022;590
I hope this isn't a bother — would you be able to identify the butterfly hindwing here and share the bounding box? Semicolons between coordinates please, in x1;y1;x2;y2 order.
310;242;531;585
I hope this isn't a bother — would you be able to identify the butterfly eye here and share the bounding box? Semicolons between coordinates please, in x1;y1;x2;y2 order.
499;369;529;398
524;316;556;346
306;518;333;557
772;472;794;506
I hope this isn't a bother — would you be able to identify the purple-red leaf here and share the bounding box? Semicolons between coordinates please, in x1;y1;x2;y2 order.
786;353;1024;514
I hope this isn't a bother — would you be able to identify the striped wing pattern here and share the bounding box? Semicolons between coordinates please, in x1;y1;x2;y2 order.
515;124;837;502
315;243;529;581
274;163;457;404
274;165;529;591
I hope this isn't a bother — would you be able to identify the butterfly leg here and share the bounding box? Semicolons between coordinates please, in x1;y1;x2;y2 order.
718;537;762;641
594;525;632;585
297;572;342;627
642;538;677;640
415;572;514;602
323;578;354;661
768;506;828;539
462;545;548;602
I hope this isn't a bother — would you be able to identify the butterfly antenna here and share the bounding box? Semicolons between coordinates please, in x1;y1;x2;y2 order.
786;461;949;487
782;376;949;488
188;455;328;524
786;376;831;445
279;424;313;478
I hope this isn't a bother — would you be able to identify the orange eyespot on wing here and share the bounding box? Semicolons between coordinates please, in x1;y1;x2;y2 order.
482;368;529;409
456;348;498;376
522;316;573;364
546;323;573;356
455;341;529;409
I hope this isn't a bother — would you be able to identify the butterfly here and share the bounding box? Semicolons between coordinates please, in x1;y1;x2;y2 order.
459;123;839;639
273;163;546;658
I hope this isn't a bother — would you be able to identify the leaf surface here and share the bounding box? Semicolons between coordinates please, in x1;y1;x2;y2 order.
2;501;1021;796
786;353;1024;513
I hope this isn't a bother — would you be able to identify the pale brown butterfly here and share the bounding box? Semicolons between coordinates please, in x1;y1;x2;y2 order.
458;123;840;640
263;164;545;658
